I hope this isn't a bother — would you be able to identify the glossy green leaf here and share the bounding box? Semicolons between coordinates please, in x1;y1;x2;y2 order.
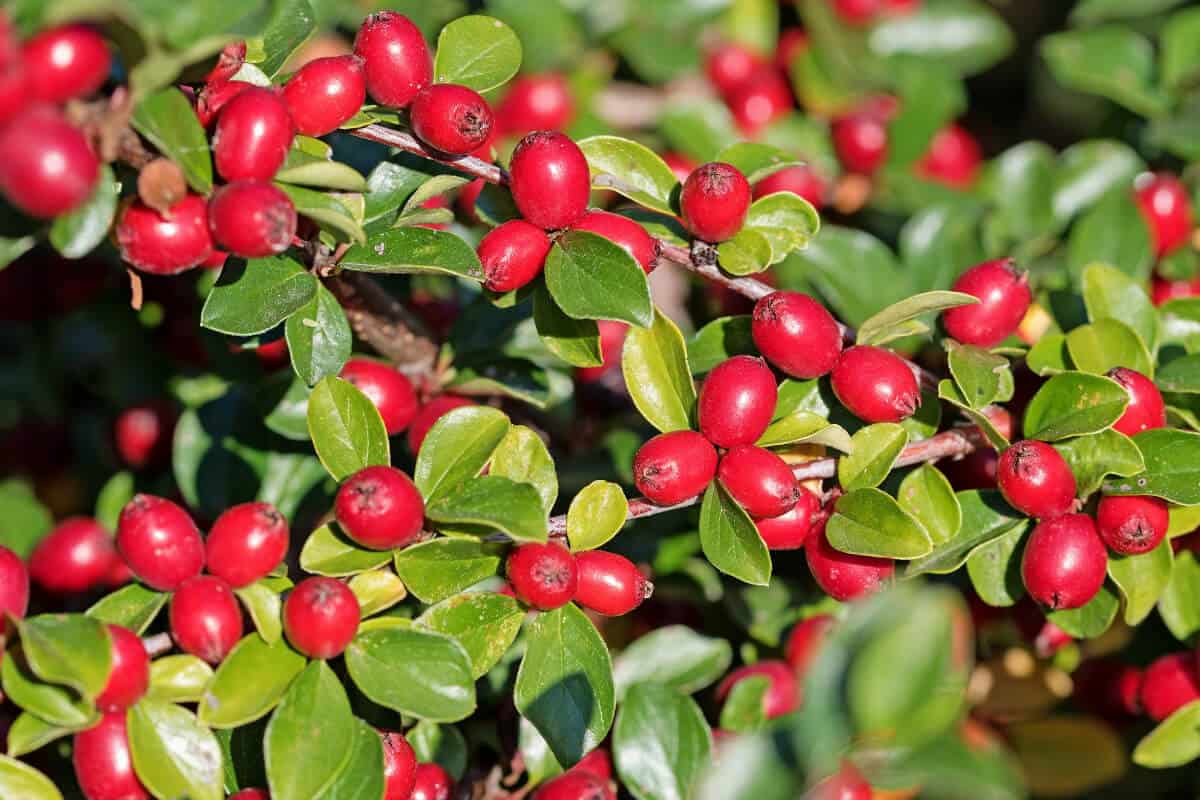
744;192;820;261
577;136;679;216
128;699;223;800
306;376;390;482
202;257;318;337
717;675;768;733
5;712;74;757
687;316;755;375
299;523;392;576
0;649;96;729
785;225;910;329
266;661;357;800
276;148;367;192
947;342;1011;410
717;228;773;275
533;283;603;368
19;615;110;701
1053;429;1144;498
715;142;802;183
1133;700;1200;769
286;285;352;387
491;425;558;515
1159;550;1200;642
434;15;521;91
757;411;849;451
838;424;907;491
235;581;283;644
699;483;771;586
1066;190;1154;284
199;634;306;728
131;88;213;193
409;720;468;780
1047;583;1119;638
0;754;61;800
1065;319;1153;378
966;524;1026;607
858;291;977;348
425;476;548;542
277;184;366;245
346;627;476;721
317;720;386;800
1052;140;1145;225
1157;354;1200;395
622;306;696;433
49;165;118;259
1022;371;1127;441
869;0;1014;75
938;381;1011;451
147;655;214;704
1041;27;1168;117
86;583;167;635
614;683;711;800
544;231;653;328
567;481;629;552
248;0;316;78
612;626;732;700
1026;332;1071;376
1109;541;1172;626
443;358;552;409
340;227;484;281
827;488;932;560
392;538;504;604
978;143;1055;243
1082;262;1158;354
417;592;524;678
898;464;961;546
414;406;510;500
1103;429;1200;505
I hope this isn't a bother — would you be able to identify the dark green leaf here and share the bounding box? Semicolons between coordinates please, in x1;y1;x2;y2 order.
1052;140;1144;225
544;231;653;328
717;675;768;733
699;483;771;586
1022;371;1127;441
622;307;696;433
426;476;548;542
340;228;484;281
306;376;390;482
131;88;213;193
1066;191;1154;284
1157;354;1200;395
1082;262;1158;354
408;721;468;780
577;136;679;216
249;0;316;78
869;0;1014;75
317;720;386;800
414;406;509;500
966;524;1026;607
277;184;366;245
286;285;352;386
1104;429;1200;505
687;316;755;375
265;661;357;800
392;539;504;604
612;626;732;700
1041;27;1168;117
49;165;118;258
1053;429;1144;498
947;342;1010;410
715;142;802;183
533;284;602;368
938;381;1010;450
346;627;476;721
201;257;319;336
614;683;711;800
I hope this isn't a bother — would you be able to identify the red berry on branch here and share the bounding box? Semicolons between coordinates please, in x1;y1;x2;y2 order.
335;465;426;551
30;517;118;594
283;54;367;137
411;763;453;800
916;123;982;189
680;162;752;243
756;488;820;550
506;542;577;610
806;521;894;601
705;43;767;96
996;440;1076;519
73;712;150;800
785;614;834;676
942;259;1031;347
532;770;614;800
830;345;920;423
727;68;792;138
509;131;591;230
116;494;205;591
753;164;827;209
1096;494;1168;556
381;730;418;800
340;358;418;435
719;445;800;519
115;195;214;276
752;291;842;378
810;761;872;800
0;106;99;218
195;79;252;128
575;320;628;383
114;401;176;469
410;83;494;156
353;11;432;109
633;430;719;506
574;550;652;616
477;219;552;292
1021;513;1107;610
1134;173;1194;258
23;24;110;102
213;87;294;181
569;211;659;273
283;576;361;659
832;112;887;175
1107;367;1166;437
1142;652;1200;722
698;355;777;448
96;625;149;711
716;660;799;718
169;575;243;665
205;502;289;588
496;73;574;135
407;395;475;454
208;180;298;257
0;545;29;621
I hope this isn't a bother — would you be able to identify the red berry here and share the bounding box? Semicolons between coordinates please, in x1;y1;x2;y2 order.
73;712;150;800
457;178;485;223
1135;173;1194;258
942;259;1031;347
29;517;118;594
1096;494;1169;555
1142;652;1200;721
569;211;659;273
496;73;574;135
410;83;494;156
1150;274;1200;307
407;395;475;454
205;502;289;588
506;542;577;610
23;24;110;102
340;358;419;435
727;68;792;138
1107;367;1166;437
575;320;628;383
753;165;827;209
195;79;252;128
785;614;834;676
832;112;887;175
97;625;149;711
705;43;767;96
752;291;842;378
115;194;213;276
208;180;298;258
381;730;417;800
335;465;426;551
755;488;820;550
833;0;883;24
354;11;432;109
113;401;175;469
568;748;613;782
533;771;614;800
574;551;652;616
478;219;552;292
1021;513;1107;610
213;87;294;181
0;544;29;621
509;131;591;230
996;440;1077;519
116;494;205;591
0;56;29;126
282;54;366;137
884;0;921;12
0;106;98;218
663;152;696;184
806;521;894;601
680;162;752;243
811;762;872;800
830;346;920;423
719;445;800;519
169;575;243;665
916;123;981;188
715;660;799;719
633;430;719;506
204;41;247;85
698;355;777;448
229;790;270;800
283;576;361;659
775;28;809;70
412;763;453;800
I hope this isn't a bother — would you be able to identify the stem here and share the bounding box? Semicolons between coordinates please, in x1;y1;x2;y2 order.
142;632;173;658
324;271;440;378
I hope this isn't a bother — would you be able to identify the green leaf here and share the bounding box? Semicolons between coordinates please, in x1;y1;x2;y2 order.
491;425;558;514
612;626;732;700
340;227;484;281
1041;27;1168;117
838;424;908;491
826;488;932;560
235;581;283;644
622;306;696;433
306;376;390;482
408;720;468;780
49;164;119;259
1109;541;1172;626
348;567;406;617
299;523;392;577
1046;583;1120;638
128;699;223;800
515;604;616;767
898;464;962;546
1;649;97;729
1161;7;1200;91
0;754;62;800
266;661;357;800
533;284;603;368
1104;429;1200;505
784;225;910;329
885;62;967;169
1022;371;1128;442
718;675;768;733
286;285;352;387
417;592;524;679
717;228;774;275
947;342;1011;410
744;192;820;261
1133;700;1200;769
1157;354;1200;395
434;15;522;92
1053;429;1144;498
614;683;711;800
1052;140;1145;225
202;257;319;336
200;634;306;728
715;142;802;183
426;476;547;542
1082;262;1158;354
444;358;552;409
967;524;1026;607
248;0;316;78
1065;319;1153;378
317;720;386;800
978;142;1055;243
699;483;771;586
86;583;167;635
392;539;503;604
858;291;978;347
868;0;1014;76
5;712;74;757
346;627;476;721
577;136;679;216
276;184;366;245
900;203;985;292
687;316;755;375
938;381;1010;451
908;489;1025;577
147;655;214;704
19;615;110;701
1159;550;1200;642
1066;190;1154;285
544;231;653;328
567;481;629;552
94;471;135;532
276;142;367;191
414;406;510;500
1026;332;1072;376
131;87;213;193
757;411;850;451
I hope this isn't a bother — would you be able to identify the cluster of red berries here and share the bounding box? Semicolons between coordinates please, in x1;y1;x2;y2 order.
531;747;616;800
704;40;793;139
1135;173;1200;306
504;541;653;617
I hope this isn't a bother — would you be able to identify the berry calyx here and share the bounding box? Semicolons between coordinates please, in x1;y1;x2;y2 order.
1096;494;1168;555
509;131;591;230
506;542;577;610
569;211;659;273
410;83;494;156
335;465;426;551
73;712;150;800
30;517;118;593
574;550;653;616
1021;513;1107;610
532;771;614;800
115;194;214;276
23;24;110;102
832;112;887;175
381;730;417;800
753;164;827;209
719;445;800;519
705;43;767;96
97;625;149;711
785;614;834;676
916;123;982;188
213;87;294;181
496;73;574;135
698;355;778;448
354;11;432;109
716;660;799;719
996;440;1077;519
0;544;28;621
411;763;453;800
116;494;205;591
942;259;1032;347
114;401;176;469
477;219;552;292
1141;652;1200;722
830;346;920;423
282;55;367;137
806;521;894;601
1134;173;1194;258
169;575;243;665
407;395;476;454
752;291;842;378
205;501;289;588
340;358;419;435
0;105;99;218
283;576;361;659
755;488;820;550
1107;367;1166;437
679;162;752;243
633;430;719;506
207;180;298;257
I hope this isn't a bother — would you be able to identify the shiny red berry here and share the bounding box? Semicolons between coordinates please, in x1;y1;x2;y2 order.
116;494;205;591
507;543;577;610
335;465;426;551
752;291;842;378
411;763;452;800
942;259;1031;347
496;73;574;134
1021;513;1107;610
996;440;1077;519
568;748;612;781
663;152;696;184
632;430;718;506
719;445;800;519
97;625;149;711
0;56;30;127
282;54;366;137
811;762;872;800
727;68;792;138
0;544;29;621
23;24;110;102
1096;494;1168;555
477;219;552;292
204;41;246;85
532;771;614;800
73;712;150;800
354;11;432;109
30;517;118;594
509;131;591;230
340;358;419;435
195;79;252;128
115;195;214;276
0;105;99;218
1142;652;1200;721
832;112;887;175
410;83;494;156
229;790;270;800
680;162;752;243
169;575;243;664
575;320;628;383
756;488;820;550
284;576;360;659
407;395;475;454
569;210;659;273
1107;367;1166;437
1135;173;1194;258
916;123;981;188
705;43;767;95
785;614;834;676
806;521;894;601
205;502;289;588
1150;274;1200;307
830;346;920;423
208;180;298;258
113;401;175;469
214;87;294;181
753;164;827;208
381;730;418;800
574;550;652;616
698;355;777;448
716;660;799;719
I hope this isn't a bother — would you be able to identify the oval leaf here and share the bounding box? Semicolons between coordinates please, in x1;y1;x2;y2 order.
307;376;391;482
544;231;653;328
417;592;525;679
826;488;933;560
622;306;696;433
201;256;319;336
838;424;908;491
345;627;476;722
699;483;771;586
434;15;522;92
200;634;307;729
414;406;510;500
340;227;484;281
567;481;629;552
128;699;224;800
577;136;679;216
614;683;711;800
265;661;357;800
1022;372;1128;441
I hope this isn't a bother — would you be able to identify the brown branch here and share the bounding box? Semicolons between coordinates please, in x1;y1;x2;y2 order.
324;271;440;378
